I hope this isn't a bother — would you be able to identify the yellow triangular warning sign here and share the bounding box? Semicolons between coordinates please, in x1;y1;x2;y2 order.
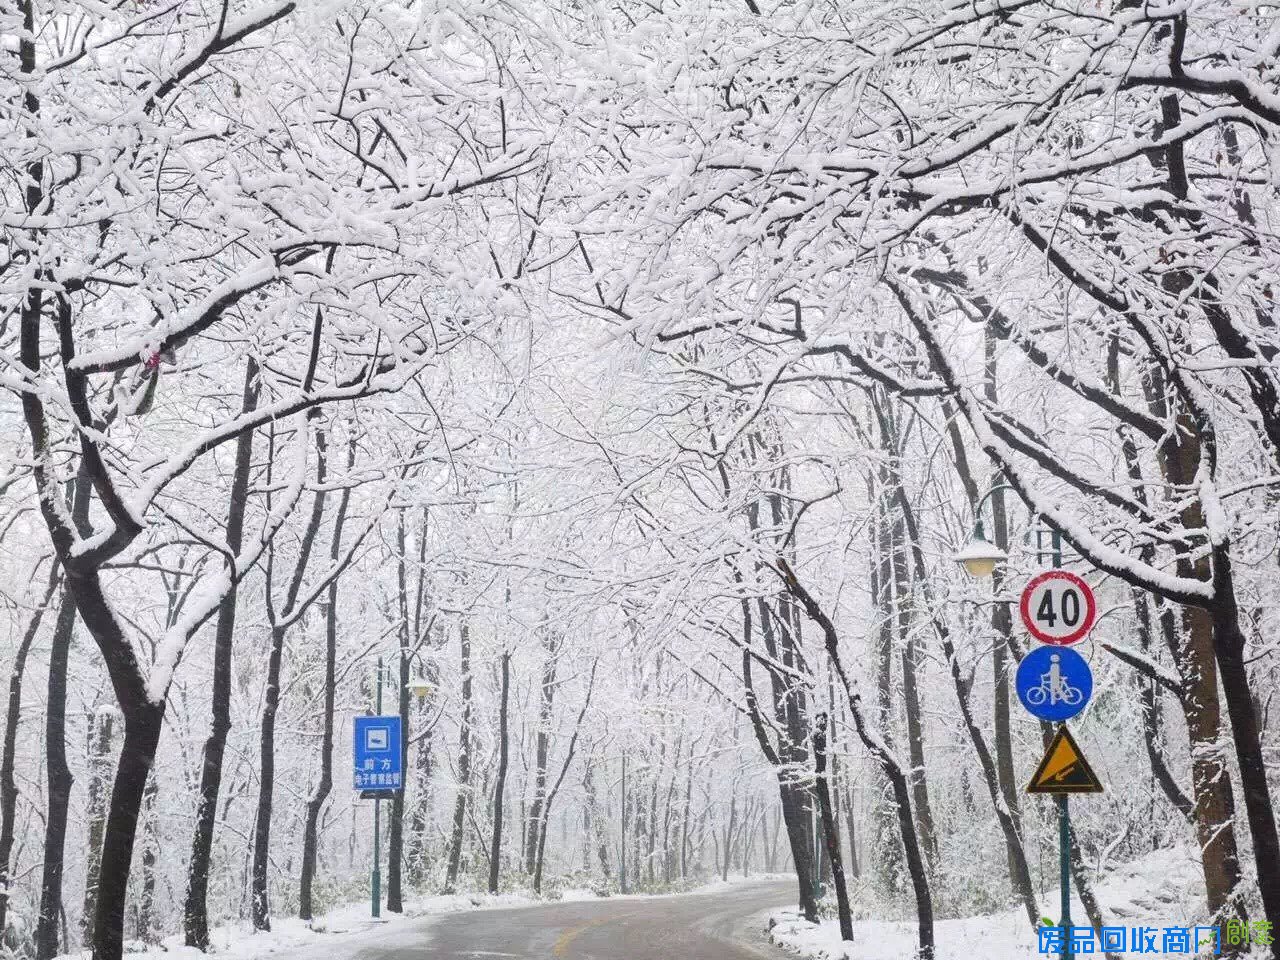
1027;726;1104;794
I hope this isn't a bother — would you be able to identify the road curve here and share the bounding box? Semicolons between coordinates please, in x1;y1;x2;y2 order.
355;879;796;960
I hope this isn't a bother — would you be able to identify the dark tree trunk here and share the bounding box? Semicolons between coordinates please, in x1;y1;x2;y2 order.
185;360;258;948
619;754;628;894
893;533;937;870
1156;412;1248;930
489;651;511;893
1209;558;1280;943
36;588;77;960
1107;343;1237;927
870;497;905;891
1131;591;1194;819
251;623;287;931
83;708;116;939
92;703;164;960
0;566;58;939
444;623;473;892
407;693;436;884
532;662;595;893
935;409;1040;925
524;634;558;875
982;329;1022;850
134;776;159;943
843;779;860;880
740;593;819;923
299;589;337;920
388;512;413;912
251;426;330;931
1147;92;1270;944
780;559;934;960
583;763;611;880
813;714;853;941
894;488;1039;931
406;508;435;886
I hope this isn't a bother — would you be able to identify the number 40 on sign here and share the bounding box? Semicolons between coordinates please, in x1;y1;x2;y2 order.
1020;570;1096;646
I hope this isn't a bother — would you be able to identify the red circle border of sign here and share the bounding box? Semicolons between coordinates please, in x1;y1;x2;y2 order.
1019;570;1097;646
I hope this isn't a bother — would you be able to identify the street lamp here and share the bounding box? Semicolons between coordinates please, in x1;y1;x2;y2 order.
952;483;1013;578
407;676;433;699
953;534;1007;579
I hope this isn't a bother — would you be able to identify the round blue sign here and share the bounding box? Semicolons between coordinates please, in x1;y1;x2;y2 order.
1015;645;1093;722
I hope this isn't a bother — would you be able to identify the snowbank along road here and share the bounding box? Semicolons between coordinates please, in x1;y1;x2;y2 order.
354;880;794;960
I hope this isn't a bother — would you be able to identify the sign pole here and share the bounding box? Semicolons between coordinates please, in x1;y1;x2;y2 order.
372;657;383;919
1053;520;1068;958
1059;793;1072;960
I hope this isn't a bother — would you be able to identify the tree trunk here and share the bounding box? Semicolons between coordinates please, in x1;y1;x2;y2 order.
1131;590;1194;819
0;566;58;938
740;592;819;922
780;559;934;960
533;662;596;893
1146;92;1271;944
813;714;853;941
524;634;558;875
134;776;159;943
619;754;628;894
1157;416;1248;930
584;763;611;880
843;779;860;880
444;623;473;891
185;360;258;948
82;708;116;939
251;426;329;931
251;623;287;931
91;703;164;960
893;488;1040;931
388;513;413;912
1209;560;1280;939
894;535;937;870
299;586;339;920
407;699;436;885
870;498;905;891
489;651;511;894
386;650;411;910
983;329;1022;850
36;588;77;960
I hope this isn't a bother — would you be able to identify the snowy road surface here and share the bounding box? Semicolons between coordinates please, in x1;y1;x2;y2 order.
352;880;793;960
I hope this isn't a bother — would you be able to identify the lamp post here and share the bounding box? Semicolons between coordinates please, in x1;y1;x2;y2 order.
369;656;432;918
952;483;1014;578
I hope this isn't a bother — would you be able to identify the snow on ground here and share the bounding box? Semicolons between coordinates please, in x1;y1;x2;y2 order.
769;846;1264;959
55;873;782;960
56;891;560;960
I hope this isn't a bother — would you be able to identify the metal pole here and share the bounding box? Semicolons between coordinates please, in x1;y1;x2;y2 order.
1052;530;1063;568
372;657;383;918
1059;793;1072;960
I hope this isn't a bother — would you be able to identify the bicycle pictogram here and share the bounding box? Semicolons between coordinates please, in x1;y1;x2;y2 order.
1015;646;1092;722
1024;653;1085;708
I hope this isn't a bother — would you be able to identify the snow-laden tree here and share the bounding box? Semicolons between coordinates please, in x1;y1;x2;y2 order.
2;2;538;956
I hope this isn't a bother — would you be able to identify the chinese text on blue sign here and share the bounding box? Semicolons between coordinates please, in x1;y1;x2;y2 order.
353;715;402;791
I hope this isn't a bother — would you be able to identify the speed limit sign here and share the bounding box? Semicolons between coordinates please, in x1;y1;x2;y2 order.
1019;570;1096;646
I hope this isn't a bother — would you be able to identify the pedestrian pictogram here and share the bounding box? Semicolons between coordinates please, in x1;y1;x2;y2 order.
1016;646;1093;722
1019;570;1096;645
1027;727;1104;794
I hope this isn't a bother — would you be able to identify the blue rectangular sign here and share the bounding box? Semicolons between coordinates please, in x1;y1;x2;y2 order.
353;715;402;792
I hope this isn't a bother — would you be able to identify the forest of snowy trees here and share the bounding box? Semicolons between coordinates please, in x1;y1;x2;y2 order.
2;1;1278;959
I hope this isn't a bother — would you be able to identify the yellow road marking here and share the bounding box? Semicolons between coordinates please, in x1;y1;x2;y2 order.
553;920;600;958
